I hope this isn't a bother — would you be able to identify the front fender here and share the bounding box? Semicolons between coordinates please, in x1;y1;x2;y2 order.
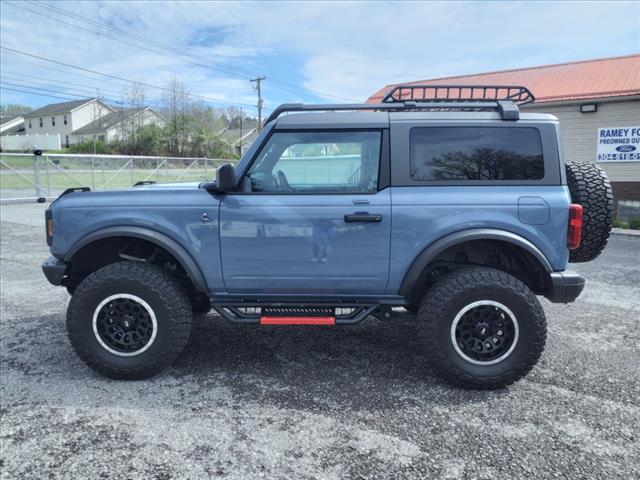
64;226;208;292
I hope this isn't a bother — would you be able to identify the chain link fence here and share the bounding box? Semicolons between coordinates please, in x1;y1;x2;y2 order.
0;153;233;202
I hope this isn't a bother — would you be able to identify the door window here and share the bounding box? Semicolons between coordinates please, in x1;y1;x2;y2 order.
246;131;381;193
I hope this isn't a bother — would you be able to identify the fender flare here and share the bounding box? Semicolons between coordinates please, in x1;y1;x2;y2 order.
399;228;553;296
64;226;208;292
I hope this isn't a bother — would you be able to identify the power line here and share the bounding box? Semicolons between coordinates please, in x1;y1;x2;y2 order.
0;46;259;110
1;73;139;101
0;56;137;91
18;0;360;103
0;80;126;106
0;85;79;102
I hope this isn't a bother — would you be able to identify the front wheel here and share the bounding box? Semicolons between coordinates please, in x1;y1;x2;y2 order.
66;261;193;379
417;267;546;389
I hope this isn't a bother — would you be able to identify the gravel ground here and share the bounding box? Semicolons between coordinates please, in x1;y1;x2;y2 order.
1;203;639;479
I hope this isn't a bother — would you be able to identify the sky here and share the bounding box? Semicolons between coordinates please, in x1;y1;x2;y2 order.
1;0;639;117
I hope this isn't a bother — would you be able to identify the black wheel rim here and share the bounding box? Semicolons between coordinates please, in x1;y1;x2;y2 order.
452;301;518;364
94;295;155;355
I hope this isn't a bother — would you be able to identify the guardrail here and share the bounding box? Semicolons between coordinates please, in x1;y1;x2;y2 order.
0;153;233;202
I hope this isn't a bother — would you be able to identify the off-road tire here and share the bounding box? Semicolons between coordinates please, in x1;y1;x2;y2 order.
417;267;546;389
190;294;211;315
565;161;613;262
67;261;193;379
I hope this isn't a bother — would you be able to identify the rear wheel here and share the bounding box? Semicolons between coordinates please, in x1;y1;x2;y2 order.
66;261;193;379
417;267;546;389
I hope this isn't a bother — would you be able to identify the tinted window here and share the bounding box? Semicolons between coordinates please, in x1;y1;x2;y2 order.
410;127;544;181
248;131;381;193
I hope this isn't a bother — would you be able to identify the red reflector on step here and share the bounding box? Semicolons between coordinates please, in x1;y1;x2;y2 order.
260;316;336;325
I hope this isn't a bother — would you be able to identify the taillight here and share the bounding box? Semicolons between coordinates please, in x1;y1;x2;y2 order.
567;204;583;250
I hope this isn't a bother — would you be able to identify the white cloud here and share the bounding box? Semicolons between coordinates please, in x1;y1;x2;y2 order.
1;0;638;108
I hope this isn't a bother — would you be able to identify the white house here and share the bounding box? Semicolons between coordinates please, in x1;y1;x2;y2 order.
21;98;115;147
71;107;165;144
0;114;25;134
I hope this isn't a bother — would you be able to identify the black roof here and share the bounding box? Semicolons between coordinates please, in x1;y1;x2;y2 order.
25;99;97;117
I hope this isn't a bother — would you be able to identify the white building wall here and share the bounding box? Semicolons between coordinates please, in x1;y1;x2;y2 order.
22;100;113;146
103;110;166;143
70;101;113;145
523;97;640;182
0;133;61;151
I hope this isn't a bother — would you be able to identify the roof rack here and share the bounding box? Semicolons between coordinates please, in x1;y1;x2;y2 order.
382;84;535;105
265;84;535;123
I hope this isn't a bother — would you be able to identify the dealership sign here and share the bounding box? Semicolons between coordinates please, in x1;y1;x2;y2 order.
597;127;640;161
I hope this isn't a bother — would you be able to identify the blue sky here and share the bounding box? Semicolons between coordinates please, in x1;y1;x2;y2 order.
1;0;639;117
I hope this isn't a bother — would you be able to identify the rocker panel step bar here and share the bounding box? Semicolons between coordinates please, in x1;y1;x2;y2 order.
212;303;380;325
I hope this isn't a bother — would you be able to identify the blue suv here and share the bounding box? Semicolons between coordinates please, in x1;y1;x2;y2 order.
42;85;613;389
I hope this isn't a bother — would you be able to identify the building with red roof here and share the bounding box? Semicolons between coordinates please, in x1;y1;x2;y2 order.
368;55;640;220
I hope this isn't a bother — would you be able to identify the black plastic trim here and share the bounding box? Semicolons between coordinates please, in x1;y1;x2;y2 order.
63;226;208;292
210;293;406;305
399;228;553;295
42;255;68;285
60;187;90;197
546;271;585;303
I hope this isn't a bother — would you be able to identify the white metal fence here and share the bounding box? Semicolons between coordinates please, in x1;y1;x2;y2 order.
0;153;233;202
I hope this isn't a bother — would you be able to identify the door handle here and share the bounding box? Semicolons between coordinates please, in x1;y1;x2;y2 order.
344;213;382;223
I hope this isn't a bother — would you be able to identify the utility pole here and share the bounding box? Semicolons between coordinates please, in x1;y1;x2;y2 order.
239;107;243;156
250;76;266;131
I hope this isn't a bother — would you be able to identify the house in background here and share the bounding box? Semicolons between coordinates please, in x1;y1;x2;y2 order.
217;127;259;157
20;98;115;147
368;54;640;220
0;114;25;135
234;128;258;156
71;107;165;144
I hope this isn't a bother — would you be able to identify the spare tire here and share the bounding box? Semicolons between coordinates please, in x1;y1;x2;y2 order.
565;161;613;262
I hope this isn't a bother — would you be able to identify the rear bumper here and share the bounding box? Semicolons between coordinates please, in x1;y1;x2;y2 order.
42;256;68;286
546;271;585;303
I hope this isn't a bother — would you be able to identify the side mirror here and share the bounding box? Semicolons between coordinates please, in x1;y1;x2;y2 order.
215;163;236;192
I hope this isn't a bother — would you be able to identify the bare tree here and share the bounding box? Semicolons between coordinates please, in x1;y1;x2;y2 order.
162;75;190;157
119;82;147;153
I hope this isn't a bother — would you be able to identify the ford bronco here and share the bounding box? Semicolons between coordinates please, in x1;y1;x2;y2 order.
42;85;613;389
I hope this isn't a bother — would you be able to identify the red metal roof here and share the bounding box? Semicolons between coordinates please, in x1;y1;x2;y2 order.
367;54;640;104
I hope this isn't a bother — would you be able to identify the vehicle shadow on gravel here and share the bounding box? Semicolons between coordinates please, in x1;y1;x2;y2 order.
2;312;508;413
170;313;505;410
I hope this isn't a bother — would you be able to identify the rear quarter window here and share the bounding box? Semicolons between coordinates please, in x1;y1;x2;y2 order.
410;127;544;181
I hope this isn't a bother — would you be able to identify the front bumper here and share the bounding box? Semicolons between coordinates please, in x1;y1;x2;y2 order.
42;256;68;286
546;271;585;303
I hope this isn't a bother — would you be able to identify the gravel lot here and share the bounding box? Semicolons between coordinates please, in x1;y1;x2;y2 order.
1;203;639;479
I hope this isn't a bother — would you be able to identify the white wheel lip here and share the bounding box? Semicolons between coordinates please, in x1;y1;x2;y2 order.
450;300;520;366
92;293;158;357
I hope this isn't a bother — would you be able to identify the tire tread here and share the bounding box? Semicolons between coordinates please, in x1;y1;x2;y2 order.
66;261;192;379
417;267;546;389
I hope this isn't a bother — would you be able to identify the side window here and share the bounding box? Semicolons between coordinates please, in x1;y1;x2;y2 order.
247;131;381;193
410;127;544;181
